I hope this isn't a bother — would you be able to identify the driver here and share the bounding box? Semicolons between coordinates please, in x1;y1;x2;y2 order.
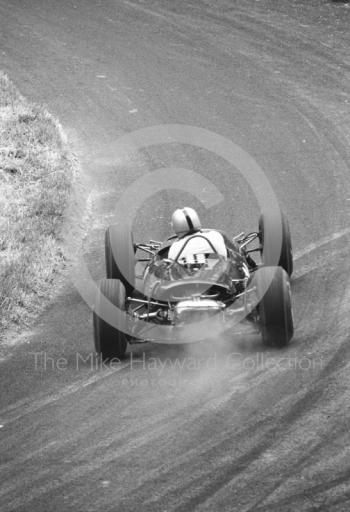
167;207;228;265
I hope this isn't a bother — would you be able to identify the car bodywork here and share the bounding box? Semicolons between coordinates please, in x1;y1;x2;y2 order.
128;232;257;342
93;211;294;359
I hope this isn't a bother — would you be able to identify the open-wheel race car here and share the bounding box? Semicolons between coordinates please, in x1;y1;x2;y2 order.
93;210;294;360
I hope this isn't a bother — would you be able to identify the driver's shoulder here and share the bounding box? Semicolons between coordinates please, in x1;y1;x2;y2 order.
157;235;177;257
200;229;230;245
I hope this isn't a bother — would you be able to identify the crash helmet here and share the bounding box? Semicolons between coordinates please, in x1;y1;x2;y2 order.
171;207;201;236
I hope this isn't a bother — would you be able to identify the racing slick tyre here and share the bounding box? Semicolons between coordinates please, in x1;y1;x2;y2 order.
105;224;135;293
93;278;128;360
255;266;293;347
259;210;293;277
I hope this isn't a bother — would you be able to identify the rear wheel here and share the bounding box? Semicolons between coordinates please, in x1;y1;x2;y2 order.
254;266;294;347
259;210;293;276
105;224;135;293
93;278;128;360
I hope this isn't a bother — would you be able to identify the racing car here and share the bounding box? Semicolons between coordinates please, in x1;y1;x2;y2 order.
93;210;294;360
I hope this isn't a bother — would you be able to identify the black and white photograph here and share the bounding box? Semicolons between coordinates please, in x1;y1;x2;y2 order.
1;0;350;510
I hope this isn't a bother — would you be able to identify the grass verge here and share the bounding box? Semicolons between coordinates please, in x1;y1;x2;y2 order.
0;73;74;341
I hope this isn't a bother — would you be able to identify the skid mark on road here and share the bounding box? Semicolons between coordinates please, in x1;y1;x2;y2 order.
293;227;350;279
0;363;129;425
294;227;350;261
0;376;273;511
123;0;172;22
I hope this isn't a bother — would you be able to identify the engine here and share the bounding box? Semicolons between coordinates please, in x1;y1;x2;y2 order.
173;298;225;325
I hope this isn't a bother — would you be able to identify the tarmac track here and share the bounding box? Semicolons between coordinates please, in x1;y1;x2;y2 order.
1;1;350;510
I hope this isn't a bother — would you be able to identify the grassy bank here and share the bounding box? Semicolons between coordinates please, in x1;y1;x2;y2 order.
0;73;74;340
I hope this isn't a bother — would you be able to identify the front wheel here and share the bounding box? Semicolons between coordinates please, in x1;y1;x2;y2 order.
254;266;294;347
259;209;293;277
93;278;128;360
105;224;135;294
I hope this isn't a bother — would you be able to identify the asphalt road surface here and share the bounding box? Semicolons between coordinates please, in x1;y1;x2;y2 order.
1;1;350;511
